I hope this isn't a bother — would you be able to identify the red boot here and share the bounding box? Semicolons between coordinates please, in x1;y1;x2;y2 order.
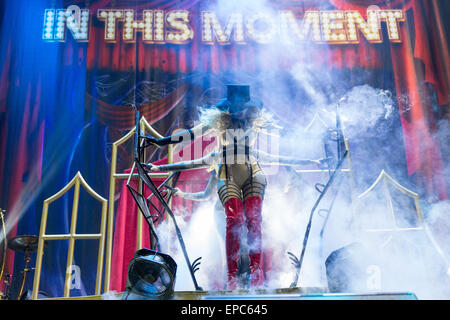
244;196;264;288
224;197;244;290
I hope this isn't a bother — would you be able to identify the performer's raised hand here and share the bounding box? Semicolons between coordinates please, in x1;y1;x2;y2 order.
150;165;160;171
173;188;185;197
314;157;333;169
142;135;158;144
142;133;187;146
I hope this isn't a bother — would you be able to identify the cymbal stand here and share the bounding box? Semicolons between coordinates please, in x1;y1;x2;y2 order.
17;248;32;299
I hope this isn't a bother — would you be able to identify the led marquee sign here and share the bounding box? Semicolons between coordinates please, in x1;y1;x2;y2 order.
42;6;405;45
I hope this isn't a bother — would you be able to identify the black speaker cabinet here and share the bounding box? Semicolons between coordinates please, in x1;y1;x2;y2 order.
325;242;378;293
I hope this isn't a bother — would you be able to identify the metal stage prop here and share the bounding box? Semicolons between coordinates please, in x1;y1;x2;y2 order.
288;149;348;288
126;108;203;291
8;235;48;299
287;105;350;288
0;231;50;300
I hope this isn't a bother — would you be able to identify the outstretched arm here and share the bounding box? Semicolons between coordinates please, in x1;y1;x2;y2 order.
144;123;210;146
253;149;329;166
174;172;218;201
149;152;218;172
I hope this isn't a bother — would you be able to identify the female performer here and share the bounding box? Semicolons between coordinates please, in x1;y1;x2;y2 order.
146;85;327;289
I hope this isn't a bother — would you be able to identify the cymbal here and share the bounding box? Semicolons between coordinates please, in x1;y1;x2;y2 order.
7;235;47;253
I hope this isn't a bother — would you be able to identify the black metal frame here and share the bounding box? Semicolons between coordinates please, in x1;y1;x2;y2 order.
288;107;349;288
288;150;348;288
127;110;202;291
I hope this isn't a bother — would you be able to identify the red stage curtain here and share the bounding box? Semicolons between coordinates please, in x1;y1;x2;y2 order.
83;0;448;197
102;0;449;292
390;24;445;197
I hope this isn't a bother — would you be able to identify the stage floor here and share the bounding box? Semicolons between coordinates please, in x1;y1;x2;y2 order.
41;287;418;300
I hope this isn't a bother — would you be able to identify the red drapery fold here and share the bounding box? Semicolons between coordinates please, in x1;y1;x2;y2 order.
422;0;450;107
389;0;447;199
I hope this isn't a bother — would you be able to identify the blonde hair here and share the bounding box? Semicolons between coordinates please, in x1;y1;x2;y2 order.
199;106;279;134
251;108;279;132
199;107;231;133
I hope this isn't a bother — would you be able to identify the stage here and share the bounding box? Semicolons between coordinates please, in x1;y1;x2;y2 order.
0;0;448;304
41;287;418;301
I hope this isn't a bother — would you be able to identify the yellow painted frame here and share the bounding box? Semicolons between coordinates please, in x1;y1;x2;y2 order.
0;208;6;286
32;172;108;300
357;170;424;232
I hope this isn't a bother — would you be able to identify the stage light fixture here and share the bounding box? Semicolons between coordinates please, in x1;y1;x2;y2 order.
122;248;177;300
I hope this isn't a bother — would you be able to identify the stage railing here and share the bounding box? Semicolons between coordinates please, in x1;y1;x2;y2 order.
31;172;107;300
104;116;173;292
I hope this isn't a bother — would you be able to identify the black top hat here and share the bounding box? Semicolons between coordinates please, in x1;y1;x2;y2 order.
216;84;263;113
227;84;251;104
